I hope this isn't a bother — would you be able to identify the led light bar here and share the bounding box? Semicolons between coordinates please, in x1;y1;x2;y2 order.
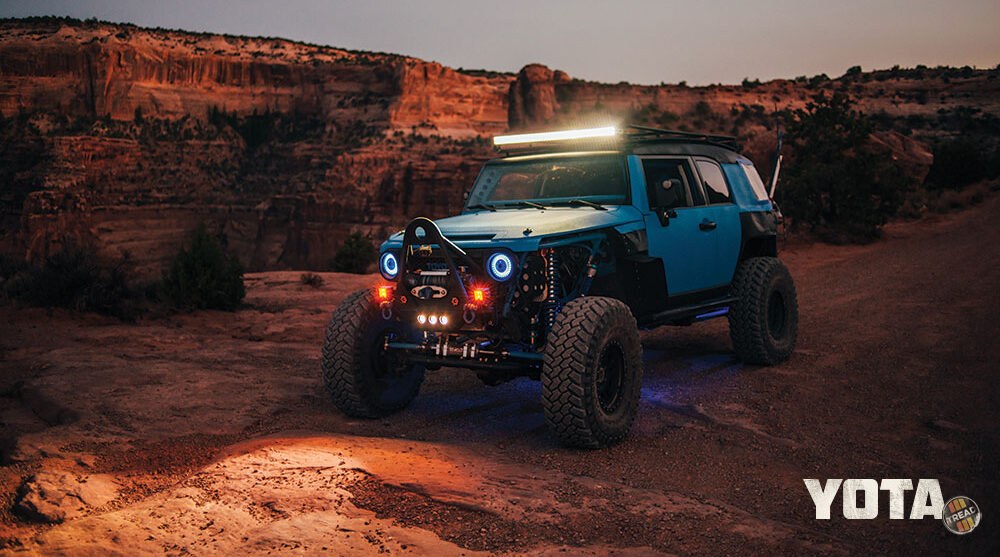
493;126;618;146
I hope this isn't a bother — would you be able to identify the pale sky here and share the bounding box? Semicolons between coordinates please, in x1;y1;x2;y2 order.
2;0;998;85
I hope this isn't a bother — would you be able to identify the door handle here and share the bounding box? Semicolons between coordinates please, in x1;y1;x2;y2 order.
699;220;717;231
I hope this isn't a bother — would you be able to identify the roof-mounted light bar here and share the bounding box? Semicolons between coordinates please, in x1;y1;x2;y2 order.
493;126;618;147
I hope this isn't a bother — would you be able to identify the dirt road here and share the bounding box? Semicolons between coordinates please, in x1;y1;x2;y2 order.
2;196;999;555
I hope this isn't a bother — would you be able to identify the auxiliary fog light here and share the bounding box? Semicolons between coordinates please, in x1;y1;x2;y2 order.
417;314;427;325
439;315;449;326
428;315;438;325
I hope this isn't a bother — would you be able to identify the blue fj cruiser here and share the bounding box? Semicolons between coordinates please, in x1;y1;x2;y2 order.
322;125;798;448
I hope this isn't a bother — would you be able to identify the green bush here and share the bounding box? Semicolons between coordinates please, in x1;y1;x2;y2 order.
161;224;245;310
0;245;141;320
331;232;376;274
782;93;908;243
924;138;993;190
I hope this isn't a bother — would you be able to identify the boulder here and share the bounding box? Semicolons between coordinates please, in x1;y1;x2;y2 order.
15;471;119;523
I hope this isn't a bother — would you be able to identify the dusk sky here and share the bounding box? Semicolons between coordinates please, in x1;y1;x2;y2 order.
2;0;998;85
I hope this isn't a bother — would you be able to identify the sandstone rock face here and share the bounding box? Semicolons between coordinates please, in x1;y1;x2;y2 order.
15;471;119;523
508;63;560;128
390;61;510;137
2;20;997;276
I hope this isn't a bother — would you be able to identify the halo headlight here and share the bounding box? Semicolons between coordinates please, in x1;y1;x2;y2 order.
379;252;399;280
487;252;514;282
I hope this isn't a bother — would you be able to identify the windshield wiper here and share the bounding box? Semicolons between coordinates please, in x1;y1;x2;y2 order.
563;198;607;211
514;201;547;210
467;203;497;212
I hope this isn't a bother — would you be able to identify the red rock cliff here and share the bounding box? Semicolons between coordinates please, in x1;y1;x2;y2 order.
1;19;996;277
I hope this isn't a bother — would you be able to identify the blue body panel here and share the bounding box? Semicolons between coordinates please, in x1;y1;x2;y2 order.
379;153;773;296
380;205;645;253
629;155;741;293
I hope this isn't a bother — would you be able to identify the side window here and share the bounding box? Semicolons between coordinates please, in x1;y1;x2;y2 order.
741;163;771;201
641;159;700;210
696;160;732;204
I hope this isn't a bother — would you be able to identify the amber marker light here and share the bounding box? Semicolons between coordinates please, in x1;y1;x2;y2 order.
473;289;487;303
377;286;391;300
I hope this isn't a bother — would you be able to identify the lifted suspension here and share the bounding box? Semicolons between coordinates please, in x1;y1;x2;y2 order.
544;250;561;331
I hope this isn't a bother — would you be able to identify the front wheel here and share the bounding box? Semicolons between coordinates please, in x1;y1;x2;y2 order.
728;257;799;365
542;297;643;448
321;289;424;418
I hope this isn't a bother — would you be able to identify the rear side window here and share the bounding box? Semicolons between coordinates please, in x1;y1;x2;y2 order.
741;163;771;201
696;160;731;204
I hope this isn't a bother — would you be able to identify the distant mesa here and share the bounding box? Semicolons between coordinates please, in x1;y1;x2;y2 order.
0;17;995;275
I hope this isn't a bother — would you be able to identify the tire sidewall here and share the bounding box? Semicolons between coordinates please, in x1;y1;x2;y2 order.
584;311;642;437
355;308;424;411
542;297;643;448
322;289;424;417
763;266;797;358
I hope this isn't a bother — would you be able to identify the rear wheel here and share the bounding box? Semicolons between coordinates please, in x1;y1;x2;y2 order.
728;257;798;365
322;289;424;417
542;297;643;448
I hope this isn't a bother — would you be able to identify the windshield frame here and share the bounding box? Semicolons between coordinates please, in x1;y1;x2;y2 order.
463;151;630;212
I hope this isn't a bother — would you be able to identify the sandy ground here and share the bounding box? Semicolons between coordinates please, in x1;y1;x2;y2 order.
1;197;999;555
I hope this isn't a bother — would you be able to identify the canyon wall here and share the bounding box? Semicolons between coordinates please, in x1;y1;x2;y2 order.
1;18;996;276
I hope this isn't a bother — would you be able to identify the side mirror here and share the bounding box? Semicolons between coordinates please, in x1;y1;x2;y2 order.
462;190;470;201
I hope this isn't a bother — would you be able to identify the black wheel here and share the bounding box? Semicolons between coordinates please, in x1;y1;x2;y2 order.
322;289;424;418
728;256;799;365
542;297;643;448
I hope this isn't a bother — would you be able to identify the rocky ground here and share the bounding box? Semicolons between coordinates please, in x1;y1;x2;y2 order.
1;196;999;555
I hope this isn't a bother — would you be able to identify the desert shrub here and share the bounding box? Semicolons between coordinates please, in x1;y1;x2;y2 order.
161;224;245;310
782;93;909;243
929;182;992;214
300;272;323;287
331;232;376;274
0;245;141;320
924;138;993;190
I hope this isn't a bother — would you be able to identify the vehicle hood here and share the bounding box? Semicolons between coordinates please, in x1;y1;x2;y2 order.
383;206;644;251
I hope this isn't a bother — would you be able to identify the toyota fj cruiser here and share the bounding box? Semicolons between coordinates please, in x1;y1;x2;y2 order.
322;125;798;448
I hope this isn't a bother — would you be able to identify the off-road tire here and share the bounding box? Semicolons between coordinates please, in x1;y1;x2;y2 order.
542;297;643;448
322;289;424;418
728;256;798;365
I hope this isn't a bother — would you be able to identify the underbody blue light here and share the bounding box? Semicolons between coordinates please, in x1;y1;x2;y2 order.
380;252;398;280
695;307;729;320
487;252;514;281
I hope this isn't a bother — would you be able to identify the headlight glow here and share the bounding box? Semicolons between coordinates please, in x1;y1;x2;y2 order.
379;252;398;280
487;252;514;281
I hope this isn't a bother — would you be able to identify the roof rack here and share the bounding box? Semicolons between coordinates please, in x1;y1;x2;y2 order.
623;125;741;150
493;124;742;156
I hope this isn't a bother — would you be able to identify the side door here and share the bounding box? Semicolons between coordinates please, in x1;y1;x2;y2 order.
639;157;719;295
693;158;742;286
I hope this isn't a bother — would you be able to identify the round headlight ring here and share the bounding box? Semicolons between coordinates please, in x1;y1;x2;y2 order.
487;252;514;282
379;252;399;280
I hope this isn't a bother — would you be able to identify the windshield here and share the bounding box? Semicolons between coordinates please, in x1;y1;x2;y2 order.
465;154;628;209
